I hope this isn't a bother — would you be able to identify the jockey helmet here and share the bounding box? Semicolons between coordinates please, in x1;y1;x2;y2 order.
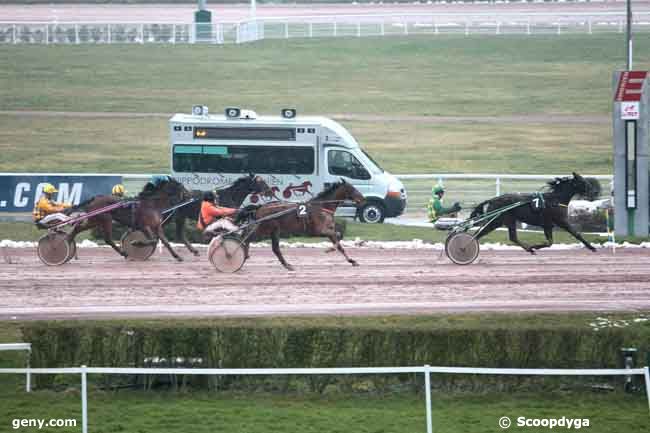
42;183;58;194
112;184;126;196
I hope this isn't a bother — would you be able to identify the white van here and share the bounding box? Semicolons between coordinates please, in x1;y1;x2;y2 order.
169;106;407;223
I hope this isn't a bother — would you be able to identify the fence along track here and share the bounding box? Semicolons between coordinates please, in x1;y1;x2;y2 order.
1;11;650;44
0;364;648;433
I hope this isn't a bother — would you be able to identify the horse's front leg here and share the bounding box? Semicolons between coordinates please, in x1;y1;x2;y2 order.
151;225;184;262
175;216;199;256
271;229;293;271
328;235;358;267
557;221;597;252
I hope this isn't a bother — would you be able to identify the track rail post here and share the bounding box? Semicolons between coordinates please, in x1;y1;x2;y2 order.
81;365;88;433
644;366;650;413
424;364;433;433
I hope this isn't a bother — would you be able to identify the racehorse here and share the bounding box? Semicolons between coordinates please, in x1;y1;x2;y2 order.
66;177;190;261
469;172;601;253
238;180;365;270
169;174;271;256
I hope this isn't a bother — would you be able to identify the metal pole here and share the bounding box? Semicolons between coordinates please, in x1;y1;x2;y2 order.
25;349;31;392
644;366;650;413
496;177;501;196
251;0;256;19
627;0;633;70
81;365;88;433
424;365;433;433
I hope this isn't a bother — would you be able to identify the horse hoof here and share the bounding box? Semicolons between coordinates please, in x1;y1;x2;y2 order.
175;256;184;262
351;262;360;267
528;250;536;255
193;251;200;257
285;265;295;271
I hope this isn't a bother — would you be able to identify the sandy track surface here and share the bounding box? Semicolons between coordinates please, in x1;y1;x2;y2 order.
1;246;648;320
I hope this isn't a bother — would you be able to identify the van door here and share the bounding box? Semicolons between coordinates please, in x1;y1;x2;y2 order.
325;148;372;196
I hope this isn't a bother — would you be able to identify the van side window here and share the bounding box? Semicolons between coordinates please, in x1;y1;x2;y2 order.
328;150;371;180
173;145;314;174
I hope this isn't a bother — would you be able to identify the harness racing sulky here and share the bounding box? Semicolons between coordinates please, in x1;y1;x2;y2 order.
207;180;365;273
444;173;601;265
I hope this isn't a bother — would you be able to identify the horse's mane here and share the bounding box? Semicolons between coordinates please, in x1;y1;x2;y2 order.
313;181;344;200
139;178;183;199
546;175;575;193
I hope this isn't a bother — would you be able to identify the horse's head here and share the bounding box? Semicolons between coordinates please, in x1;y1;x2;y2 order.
572;172;601;201
547;172;601;202
337;179;365;207
233;173;272;196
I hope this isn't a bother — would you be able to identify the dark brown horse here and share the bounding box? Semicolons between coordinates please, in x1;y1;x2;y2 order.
169;174;271;256
469;172;601;253
67;177;190;261
239;180;365;271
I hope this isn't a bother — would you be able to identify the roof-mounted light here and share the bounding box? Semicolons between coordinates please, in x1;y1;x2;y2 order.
281;108;297;119
225;107;241;119
192;105;208;116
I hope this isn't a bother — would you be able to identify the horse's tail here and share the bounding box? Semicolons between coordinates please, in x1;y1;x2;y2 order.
470;200;491;219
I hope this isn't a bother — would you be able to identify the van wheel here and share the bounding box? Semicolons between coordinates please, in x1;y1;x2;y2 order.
359;202;385;224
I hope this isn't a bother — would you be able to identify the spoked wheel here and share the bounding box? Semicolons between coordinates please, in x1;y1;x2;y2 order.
445;231;480;265
208;235;246;273
121;230;157;261
37;232;71;266
64;238;77;263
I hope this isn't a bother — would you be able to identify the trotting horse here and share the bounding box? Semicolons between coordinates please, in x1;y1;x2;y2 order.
66;177;190;261
469;172;601;253
238;180;365;271
167;173;271;256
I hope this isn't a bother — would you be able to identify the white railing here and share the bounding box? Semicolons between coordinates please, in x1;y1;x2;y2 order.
2;11;650;44
0;364;648;433
0;343;31;392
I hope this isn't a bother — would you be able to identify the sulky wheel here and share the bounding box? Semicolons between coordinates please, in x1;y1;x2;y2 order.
208;235;246;273
121;230;157;261
64;238;77;263
445;231;480;265
37;232;71;266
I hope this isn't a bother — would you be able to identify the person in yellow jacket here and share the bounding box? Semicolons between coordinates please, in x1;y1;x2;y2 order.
33;183;72;226
426;185;461;223
111;184;127;198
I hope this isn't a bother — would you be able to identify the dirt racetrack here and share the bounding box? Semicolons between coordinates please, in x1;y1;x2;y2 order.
1;245;649;320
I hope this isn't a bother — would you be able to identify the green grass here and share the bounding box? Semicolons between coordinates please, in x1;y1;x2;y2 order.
2;36;649;115
0;387;647;433
2;310;650;337
0;116;613;174
2;35;644;174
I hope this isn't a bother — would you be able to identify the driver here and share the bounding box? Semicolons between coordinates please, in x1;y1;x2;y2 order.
197;191;239;237
426;184;461;224
32;183;72;226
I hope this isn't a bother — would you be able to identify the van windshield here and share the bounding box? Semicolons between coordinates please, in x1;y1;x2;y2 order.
361;149;384;173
